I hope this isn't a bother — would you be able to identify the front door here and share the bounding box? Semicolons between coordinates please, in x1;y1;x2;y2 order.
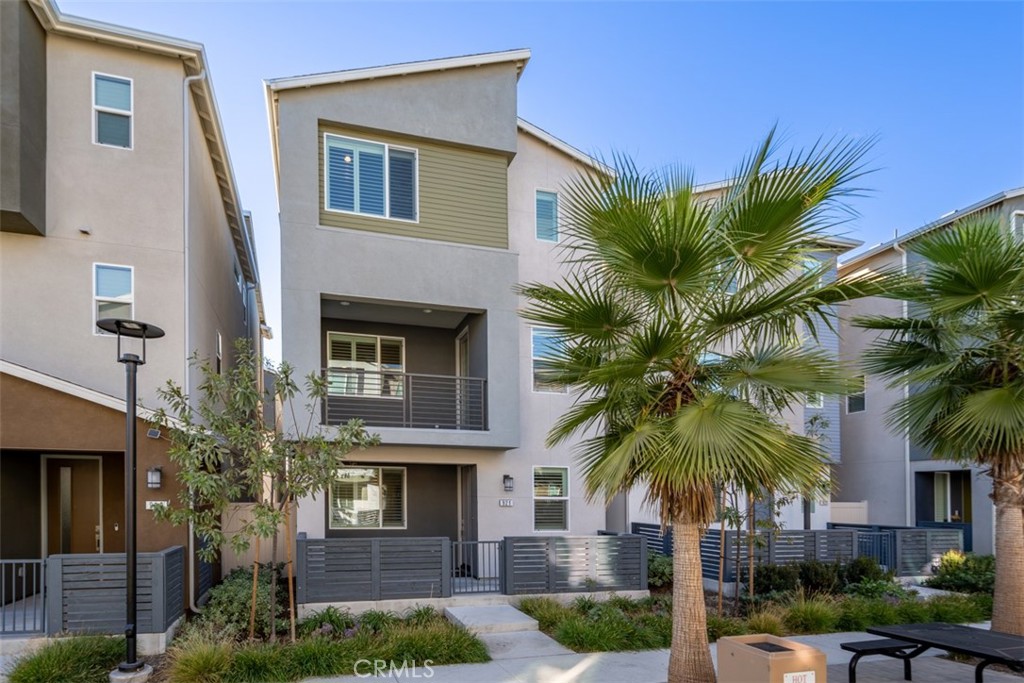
45;458;101;555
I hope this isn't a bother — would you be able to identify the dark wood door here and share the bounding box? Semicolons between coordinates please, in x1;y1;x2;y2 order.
46;458;100;555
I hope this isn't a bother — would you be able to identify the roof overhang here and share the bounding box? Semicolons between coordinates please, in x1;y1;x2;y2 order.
840;186;1024;270
517;118;612;176
264;50;531;193
28;0;263;321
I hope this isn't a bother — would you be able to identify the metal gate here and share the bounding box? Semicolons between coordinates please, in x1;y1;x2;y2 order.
451;540;502;594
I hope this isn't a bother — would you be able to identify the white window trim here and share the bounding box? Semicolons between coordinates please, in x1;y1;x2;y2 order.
846;375;866;414
92;71;133;150
92;262;134;336
325;331;406;400
805;391;824;409
1011;211;1024;240
328;465;408;530
535;189;560;243
322;132;420;224
533;465;570;533
530;327;568;394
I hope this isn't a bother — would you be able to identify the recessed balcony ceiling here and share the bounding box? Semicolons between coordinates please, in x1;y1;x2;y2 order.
320;296;475;329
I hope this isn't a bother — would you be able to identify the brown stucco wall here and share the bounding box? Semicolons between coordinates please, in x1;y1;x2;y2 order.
0;373;187;554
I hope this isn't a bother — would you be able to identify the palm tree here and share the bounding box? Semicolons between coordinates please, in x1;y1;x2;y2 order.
856;214;1024;635
519;131;889;683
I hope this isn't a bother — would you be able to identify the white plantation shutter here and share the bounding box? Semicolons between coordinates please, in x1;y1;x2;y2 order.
326;333;404;396
381;468;405;528
388;149;417;220
325;134;417;220
533;467;568;531
329;467;406;529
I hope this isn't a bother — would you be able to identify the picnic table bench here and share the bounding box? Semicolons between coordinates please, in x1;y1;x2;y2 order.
839;622;1024;683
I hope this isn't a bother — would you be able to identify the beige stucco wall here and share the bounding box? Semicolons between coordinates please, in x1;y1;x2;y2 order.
0;35;187;406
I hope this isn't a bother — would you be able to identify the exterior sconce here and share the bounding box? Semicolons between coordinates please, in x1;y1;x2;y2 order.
503;474;514;492
147;467;162;490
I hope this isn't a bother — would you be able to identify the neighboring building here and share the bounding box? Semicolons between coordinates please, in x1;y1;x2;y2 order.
267;50;618;547
836;187;1024;555
0;0;264;636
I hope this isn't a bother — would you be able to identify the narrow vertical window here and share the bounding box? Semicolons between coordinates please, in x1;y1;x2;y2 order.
847;375;866;413
94;74;132;148
531;328;566;393
216;332;223;375
94;264;133;332
533;467;569;532
536;191;558;242
806;392;824;409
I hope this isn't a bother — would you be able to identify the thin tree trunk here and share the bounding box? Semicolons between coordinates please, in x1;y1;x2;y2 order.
668;518;716;683
717;488;726;617
991;476;1024;635
248;537;260;641
733;507;742;615
748;493;755;602
270;523;279;643
284;496;297;643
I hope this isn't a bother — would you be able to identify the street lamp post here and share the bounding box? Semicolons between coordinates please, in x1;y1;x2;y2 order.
97;318;164;681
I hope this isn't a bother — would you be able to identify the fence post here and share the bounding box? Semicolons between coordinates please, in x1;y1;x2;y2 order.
850;530;859;560
370;539;382;600
894;530;904;577
45;556;62;635
150;551;166;635
502;537;514;595
440;538;452;598
295;534;307;605
639;536;648;590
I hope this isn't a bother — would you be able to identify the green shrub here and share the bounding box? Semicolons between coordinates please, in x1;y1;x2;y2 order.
894;597;932;624
750;564;800;595
554;614;627;651
836;597;899;631
924;552;995;594
970;592;994;619
167;629;233;683
386;623;489;665
358;610;399;634
200;564;286;640
224;644;290;683
518;597;572;632
844;556;890;585
606;594;639;612
844;579;911;600
633;612;673;647
928;594;986;624
9;636;124;683
279;637;352;680
745;609;786;636
571;595;598;613
706;615;747;642
784;596;839;634
648;553;673;588
797;560;843;596
403;605;443;628
297;606;356;639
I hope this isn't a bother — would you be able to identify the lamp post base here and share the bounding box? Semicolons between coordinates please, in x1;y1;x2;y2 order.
109;663;152;683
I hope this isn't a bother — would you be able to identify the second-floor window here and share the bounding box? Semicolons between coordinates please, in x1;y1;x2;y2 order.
94;263;133;332
326;332;404;397
531;327;567;393
848;375;866;413
94;73;132;149
536;191;559;242
325;134;417;221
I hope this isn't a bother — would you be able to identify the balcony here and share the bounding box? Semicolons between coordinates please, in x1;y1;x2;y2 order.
323;368;486;430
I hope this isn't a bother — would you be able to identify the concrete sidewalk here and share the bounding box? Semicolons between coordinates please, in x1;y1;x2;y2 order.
305;624;1023;683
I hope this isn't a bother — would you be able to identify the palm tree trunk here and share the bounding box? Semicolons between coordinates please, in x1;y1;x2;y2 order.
992;475;1024;635
668;518;716;683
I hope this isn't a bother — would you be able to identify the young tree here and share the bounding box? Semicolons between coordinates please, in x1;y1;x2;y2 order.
857;214;1024;635
152;340;377;640
519;131;888;682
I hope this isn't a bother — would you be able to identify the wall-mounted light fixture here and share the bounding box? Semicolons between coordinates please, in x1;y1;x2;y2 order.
147;467;162;490
502;474;514;493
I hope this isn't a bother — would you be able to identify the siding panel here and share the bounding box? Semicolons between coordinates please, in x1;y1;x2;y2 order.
318;123;509;249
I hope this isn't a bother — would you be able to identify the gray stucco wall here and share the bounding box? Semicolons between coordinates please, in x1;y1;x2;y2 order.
324;463;458;539
806;252;842;461
0;0;46;236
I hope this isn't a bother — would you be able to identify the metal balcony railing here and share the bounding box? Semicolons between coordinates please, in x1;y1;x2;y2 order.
323;368;486;430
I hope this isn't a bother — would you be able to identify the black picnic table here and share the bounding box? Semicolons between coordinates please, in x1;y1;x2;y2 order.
864;622;1024;682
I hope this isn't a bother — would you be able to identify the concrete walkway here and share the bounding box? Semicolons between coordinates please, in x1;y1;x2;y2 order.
305;622;1023;683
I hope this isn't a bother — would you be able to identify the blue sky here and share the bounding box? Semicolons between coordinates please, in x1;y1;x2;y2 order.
62;1;1024;362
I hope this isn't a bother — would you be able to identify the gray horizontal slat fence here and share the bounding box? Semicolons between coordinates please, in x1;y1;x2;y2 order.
295;536;451;603
503;535;647;595
895;528;962;576
46;546;184;636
